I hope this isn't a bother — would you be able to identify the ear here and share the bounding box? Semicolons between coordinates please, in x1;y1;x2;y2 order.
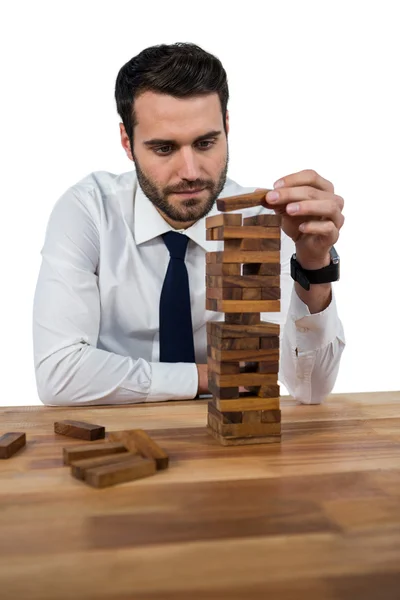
225;110;230;135
119;123;134;162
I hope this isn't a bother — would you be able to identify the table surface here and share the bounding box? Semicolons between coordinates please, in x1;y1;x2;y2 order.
1;391;400;600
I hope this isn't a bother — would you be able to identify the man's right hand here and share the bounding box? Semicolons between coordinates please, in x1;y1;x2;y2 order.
196;364;209;395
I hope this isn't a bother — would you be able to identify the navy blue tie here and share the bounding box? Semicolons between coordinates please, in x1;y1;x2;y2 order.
159;231;195;363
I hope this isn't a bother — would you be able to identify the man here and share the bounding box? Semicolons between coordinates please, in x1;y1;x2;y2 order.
32;42;345;406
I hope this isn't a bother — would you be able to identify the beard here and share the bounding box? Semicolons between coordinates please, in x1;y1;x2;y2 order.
133;150;229;223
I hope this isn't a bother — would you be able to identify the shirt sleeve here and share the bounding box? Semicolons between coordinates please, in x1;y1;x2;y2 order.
32;188;198;406
277;233;346;404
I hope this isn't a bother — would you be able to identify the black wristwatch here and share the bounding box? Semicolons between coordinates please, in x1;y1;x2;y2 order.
291;246;340;291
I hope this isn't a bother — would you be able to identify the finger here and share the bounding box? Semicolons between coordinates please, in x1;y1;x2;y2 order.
273;169;334;193
298;219;339;237
287;199;344;229
266;186;344;210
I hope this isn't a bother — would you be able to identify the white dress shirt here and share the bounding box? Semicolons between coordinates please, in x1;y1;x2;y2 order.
32;170;346;406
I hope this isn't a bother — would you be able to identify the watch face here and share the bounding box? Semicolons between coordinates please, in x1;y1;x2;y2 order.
330;246;340;264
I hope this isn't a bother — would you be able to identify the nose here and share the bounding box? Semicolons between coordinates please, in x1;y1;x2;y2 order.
176;147;202;181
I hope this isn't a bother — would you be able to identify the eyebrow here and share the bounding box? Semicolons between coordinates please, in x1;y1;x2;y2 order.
143;130;222;147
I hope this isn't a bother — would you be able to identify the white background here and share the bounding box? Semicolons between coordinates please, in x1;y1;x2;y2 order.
1;0;399;406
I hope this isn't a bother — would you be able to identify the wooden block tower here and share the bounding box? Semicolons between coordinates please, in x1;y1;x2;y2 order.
205;189;282;446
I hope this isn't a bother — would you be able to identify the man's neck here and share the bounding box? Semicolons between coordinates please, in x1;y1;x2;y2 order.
156;207;196;231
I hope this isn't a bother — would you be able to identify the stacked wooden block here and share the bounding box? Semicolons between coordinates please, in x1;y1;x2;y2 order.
205;190;282;446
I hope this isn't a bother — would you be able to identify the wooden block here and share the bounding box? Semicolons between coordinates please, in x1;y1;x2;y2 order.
224;239;242;251
209;335;260;351
0;432;26;459
261;409;282;423
261;287;281;300
208;321;280;338
209;429;281;446
207;357;240;375
206;275;280;288
208;412;281;437
212;225;281;240
206;297;220;312
243;214;281;227
207;287;242;300
260;336;280;349
208;379;239;400
257;384;281;398
63;442;128;466
216;396;280;412
208;402;243;424
241;410;263;424
208;251;280;264
205;213;242;229
240;239;280;251
54;420;105;441
224;313;261;325
219;300;280;313
70;452;139;481
213;372;277;388
85;456;157;488
242;288;262;300
110;429;169;470
216;189;270;212
206;263;241;276
242;263;280;276
211;346;279;362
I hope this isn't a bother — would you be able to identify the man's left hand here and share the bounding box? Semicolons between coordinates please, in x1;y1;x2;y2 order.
263;169;345;268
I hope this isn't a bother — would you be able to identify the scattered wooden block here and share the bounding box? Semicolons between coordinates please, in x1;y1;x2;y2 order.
63;441;127;466
109;429;169;470
84;456;157;488
216;189;270;212
0;432;26;459
54;420;105;441
70;452;139;481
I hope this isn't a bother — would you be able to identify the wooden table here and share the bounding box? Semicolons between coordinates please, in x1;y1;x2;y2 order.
1;391;400;599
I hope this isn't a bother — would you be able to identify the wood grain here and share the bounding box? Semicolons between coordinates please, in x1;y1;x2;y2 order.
70;452;139;480
205;213;242;229
210;225;281;239
54;420;105;441
207;251;280;264
1;391;400;599
216;189;271;212
85;456;157;488
0;432;26;459
110;429;169;470
218;300;280;313
208;321;280;338
206;275;280;288
63;441;128;465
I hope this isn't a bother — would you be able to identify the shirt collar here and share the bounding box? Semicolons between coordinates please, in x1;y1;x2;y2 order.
133;176;253;252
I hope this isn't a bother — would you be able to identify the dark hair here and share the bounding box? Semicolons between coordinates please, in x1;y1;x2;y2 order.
114;42;229;149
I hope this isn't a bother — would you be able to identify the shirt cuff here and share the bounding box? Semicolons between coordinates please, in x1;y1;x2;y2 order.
148;362;198;402
290;285;344;352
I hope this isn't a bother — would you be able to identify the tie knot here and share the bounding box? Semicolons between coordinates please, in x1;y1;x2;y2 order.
162;231;189;260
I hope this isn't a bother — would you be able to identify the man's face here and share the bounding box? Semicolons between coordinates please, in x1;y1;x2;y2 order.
121;91;229;226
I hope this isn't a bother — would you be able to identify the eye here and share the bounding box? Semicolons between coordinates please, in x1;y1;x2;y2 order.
197;140;215;150
154;145;173;155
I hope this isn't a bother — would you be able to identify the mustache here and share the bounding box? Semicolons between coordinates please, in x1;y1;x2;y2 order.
166;181;213;193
